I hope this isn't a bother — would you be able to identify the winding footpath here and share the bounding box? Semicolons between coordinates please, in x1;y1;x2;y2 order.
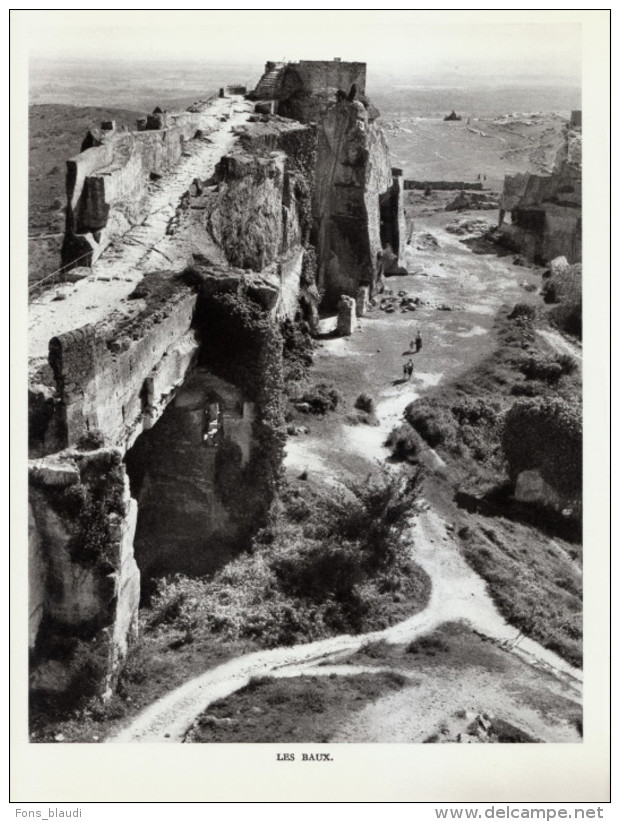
108;505;581;743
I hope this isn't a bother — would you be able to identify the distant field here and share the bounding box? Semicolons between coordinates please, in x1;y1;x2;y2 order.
381;112;567;189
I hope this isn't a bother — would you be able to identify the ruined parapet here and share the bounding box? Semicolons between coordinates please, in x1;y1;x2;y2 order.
61;101;222;270
29;449;140;701
336;295;356;336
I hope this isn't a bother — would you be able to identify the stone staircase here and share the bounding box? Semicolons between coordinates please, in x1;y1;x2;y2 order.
252;64;286;100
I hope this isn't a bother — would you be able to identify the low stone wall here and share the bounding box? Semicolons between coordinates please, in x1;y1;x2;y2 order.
404;180;483;191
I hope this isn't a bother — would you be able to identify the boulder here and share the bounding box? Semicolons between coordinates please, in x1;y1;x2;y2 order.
549;256;570;277
514;468;562;509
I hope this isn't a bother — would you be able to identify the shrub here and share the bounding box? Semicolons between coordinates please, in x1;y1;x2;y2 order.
508;303;536;321
301;382;342;415
501;396;582;498
520;355;563;384
385;423;423;462
556;353;578;376
146;471;429;648
510;380;547;397
354;392;375;414
405;399;455;448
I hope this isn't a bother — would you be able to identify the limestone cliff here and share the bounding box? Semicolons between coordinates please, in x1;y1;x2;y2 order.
252;59;407;304
29;449;140;700
30;61;405;706
30;93;314;703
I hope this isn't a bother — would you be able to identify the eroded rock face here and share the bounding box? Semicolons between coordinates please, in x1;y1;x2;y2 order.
125;369;255;582
499;117;582;263
29;449;140;700
314;99;405;305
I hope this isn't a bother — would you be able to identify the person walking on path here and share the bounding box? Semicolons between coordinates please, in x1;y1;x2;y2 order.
406;359;414;380
415;330;422;353
403;362;408;380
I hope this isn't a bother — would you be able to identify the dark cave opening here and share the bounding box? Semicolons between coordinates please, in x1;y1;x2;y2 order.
124;366;254;601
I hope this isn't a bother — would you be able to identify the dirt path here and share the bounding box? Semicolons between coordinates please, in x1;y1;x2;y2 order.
108;206;582;744
108;505;581;743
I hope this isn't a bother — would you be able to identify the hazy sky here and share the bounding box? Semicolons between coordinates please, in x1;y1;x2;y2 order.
18;10;583;82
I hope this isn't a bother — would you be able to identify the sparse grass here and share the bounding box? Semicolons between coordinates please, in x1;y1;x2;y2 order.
185;671;410;743
458;521;582;667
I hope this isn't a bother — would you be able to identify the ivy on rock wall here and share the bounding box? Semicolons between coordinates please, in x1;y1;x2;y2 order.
198;288;286;535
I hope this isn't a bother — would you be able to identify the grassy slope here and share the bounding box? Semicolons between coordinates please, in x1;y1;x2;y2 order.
392;308;582;667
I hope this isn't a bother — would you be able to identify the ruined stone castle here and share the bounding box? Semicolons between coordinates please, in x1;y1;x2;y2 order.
28;60;406;702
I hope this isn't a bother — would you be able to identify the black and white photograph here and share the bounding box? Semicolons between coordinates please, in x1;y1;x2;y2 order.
11;8;610;804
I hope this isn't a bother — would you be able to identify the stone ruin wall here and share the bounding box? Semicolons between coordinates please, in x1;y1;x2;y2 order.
499;113;582;264
250;59;405;305
62;102;222;270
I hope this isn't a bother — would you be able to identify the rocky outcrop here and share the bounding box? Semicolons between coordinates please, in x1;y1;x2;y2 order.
514;468;563;510
32;276;200;457
251;60;406;304
498;114;582;263
29;449;140;700
313;100;405;304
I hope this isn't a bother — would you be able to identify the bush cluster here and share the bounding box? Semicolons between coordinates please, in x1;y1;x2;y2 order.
507;303;536;322
299;381;342;415
403;397;501;464
501;396;582;499
385;423;423;463
147;471;430;648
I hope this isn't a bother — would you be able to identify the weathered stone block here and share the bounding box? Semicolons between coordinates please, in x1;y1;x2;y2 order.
336;295;356;336
514;468;562;509
355;286;369;317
